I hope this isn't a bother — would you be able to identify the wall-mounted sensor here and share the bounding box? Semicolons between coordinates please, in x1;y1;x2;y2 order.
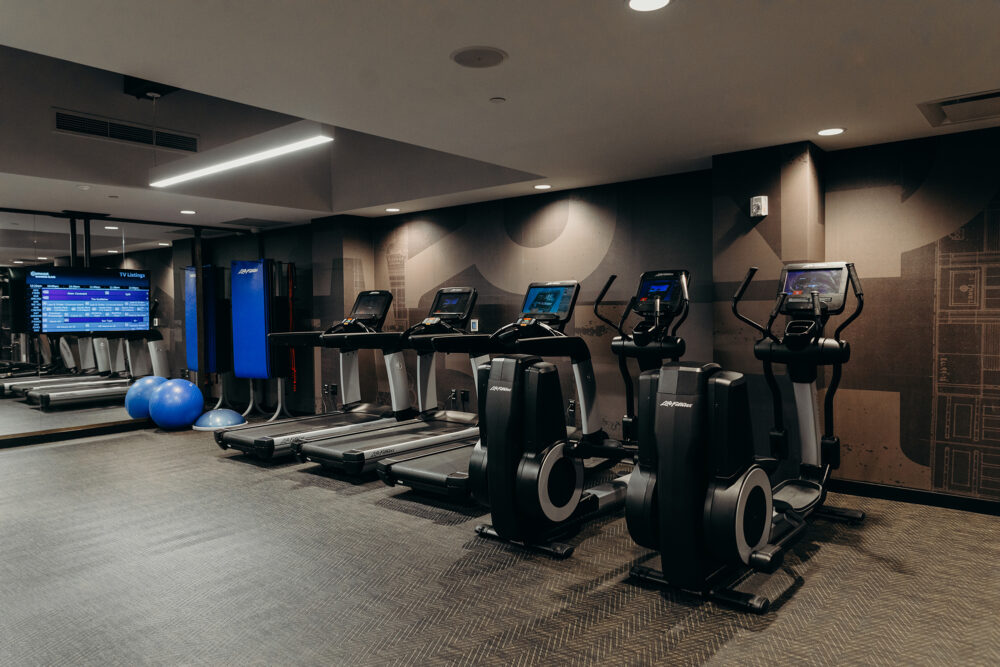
470;319;479;332
750;195;769;218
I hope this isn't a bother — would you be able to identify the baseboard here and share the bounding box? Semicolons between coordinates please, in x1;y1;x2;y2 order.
829;478;1000;517
0;418;150;448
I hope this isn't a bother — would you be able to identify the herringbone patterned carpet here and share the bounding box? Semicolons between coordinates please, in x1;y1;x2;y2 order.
0;429;996;666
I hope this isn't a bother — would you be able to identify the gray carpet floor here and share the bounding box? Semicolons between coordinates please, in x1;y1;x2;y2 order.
0;428;997;666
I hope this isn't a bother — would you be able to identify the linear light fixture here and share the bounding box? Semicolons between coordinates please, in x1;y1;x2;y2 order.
149;120;333;188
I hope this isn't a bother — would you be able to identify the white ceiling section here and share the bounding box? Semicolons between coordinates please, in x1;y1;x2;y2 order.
0;0;999;224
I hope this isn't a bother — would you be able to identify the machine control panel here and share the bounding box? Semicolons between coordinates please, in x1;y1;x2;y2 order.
634;270;687;317
427;287;477;325
779;262;850;315
519;281;579;325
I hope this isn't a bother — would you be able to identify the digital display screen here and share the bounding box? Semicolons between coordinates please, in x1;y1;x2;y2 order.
637;278;675;304
783;268;843;297
521;285;574;320
24;268;150;333
351;292;391;319
430;291;472;317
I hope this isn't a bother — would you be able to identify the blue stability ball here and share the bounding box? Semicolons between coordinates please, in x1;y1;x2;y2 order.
148;379;205;429
124;375;168;419
192;408;246;432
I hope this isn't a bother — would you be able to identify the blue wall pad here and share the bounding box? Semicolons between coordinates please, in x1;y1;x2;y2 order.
231;259;272;379
184;266;219;373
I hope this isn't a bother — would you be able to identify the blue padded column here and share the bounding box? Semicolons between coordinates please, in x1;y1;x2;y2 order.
184;266;218;373
231;259;272;379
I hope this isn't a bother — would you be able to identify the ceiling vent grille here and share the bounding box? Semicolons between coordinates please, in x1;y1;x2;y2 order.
918;89;1000;127
54;109;198;152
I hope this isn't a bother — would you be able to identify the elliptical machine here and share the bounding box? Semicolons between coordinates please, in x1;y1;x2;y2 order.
473;271;691;556
626;261;865;613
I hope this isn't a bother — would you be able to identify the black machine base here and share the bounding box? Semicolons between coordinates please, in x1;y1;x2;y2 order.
813;504;865;524
629;564;774;614
474;524;575;558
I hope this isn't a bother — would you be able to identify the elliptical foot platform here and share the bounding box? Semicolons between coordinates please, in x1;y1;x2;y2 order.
630;564;776;614
474;524;576;558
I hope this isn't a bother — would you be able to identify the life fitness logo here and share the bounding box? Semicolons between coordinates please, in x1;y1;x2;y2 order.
660;400;693;408
238;267;259;275
489;385;512;392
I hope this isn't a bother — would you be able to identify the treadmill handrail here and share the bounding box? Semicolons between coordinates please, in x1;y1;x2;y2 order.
514;336;592;363
320;331;405;351
268;330;324;348
430;333;497;355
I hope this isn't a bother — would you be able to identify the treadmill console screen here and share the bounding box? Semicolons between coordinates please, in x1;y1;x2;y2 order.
521;282;579;322
350;291;392;321
780;263;849;314
22;268;150;334
635;270;686;315
429;288;475;320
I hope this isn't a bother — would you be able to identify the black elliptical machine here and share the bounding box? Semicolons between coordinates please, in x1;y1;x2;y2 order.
472;270;691;556
626;261;865;613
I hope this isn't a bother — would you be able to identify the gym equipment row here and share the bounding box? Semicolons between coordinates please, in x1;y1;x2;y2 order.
207;261;864;613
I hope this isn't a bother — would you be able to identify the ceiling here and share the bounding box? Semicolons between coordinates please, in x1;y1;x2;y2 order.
0;0;999;226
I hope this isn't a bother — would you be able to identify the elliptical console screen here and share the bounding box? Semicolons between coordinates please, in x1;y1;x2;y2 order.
780;263;849;314
521;282;578;322
635;271;685;315
429;288;475;319
23;268;150;334
350;291;392;320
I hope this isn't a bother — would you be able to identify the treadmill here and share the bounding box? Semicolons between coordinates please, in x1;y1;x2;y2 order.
26;335;156;409
1;336;101;397
376;280;582;501
295;286;482;475
214;290;402;460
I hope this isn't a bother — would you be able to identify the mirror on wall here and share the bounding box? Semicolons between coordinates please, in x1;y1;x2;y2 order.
0;211;187;445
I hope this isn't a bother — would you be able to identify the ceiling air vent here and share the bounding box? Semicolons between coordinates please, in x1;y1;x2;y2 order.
53;109;198;152
918;89;1000;127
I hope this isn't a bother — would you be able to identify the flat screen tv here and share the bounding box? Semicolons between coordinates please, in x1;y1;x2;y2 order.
16;267;151;334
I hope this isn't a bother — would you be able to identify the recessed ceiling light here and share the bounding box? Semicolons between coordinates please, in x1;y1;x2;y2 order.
158;242;170;247
107;249;118;254
37;257;48;260
451;46;508;69
385;208;400;213
180;210;196;215
13;260;24;264
628;0;671;11
76;184;91;191
817;127;845;136
534;184;552;190
104;225;119;230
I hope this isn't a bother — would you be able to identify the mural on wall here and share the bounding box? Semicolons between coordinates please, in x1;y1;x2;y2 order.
928;198;1000;499
826;130;1000;501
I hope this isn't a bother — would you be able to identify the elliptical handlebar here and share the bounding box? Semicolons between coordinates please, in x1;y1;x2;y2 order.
670;272;690;337
593;274;624;336
765;292;787;339
732;266;773;341
834;262;864;342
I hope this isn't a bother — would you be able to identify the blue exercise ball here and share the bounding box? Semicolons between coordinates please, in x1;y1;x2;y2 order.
148;379;205;429
124;375;168;419
192;408;246;431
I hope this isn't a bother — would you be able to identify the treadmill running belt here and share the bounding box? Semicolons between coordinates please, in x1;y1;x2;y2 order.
219;411;387;460
379;438;478;501
299;420;478;475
